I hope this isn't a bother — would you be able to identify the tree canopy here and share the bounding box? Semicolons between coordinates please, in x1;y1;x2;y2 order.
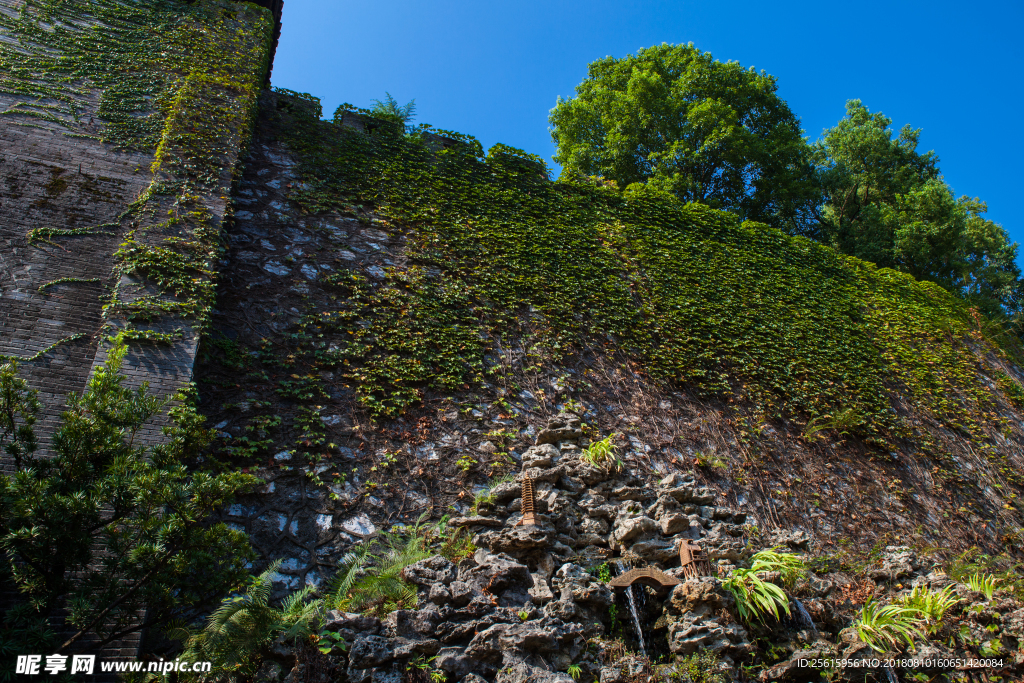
815;101;1022;318
551;47;1020;321
0;340;256;660
548;43;820;233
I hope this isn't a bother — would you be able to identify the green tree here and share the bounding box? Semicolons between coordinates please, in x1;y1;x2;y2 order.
0;339;257;658
816;100;1022;317
0;360;40;469
549;42;820;234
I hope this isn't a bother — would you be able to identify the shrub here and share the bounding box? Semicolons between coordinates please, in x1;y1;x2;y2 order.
0;338;255;661
671;649;725;683
853;599;924;653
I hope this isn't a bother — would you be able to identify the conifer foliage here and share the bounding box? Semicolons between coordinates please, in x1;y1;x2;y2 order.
0;338;256;658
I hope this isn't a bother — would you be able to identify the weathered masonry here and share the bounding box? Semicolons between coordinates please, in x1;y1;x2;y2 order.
0;0;277;660
0;0;277;468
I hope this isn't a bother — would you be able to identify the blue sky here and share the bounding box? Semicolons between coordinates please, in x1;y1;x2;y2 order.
272;0;1022;252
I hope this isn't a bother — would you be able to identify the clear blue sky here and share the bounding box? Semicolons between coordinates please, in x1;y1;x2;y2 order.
272;0;1023;252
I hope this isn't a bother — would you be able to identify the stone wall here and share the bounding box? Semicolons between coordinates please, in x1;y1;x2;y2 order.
0;0;275;663
0;0;274;462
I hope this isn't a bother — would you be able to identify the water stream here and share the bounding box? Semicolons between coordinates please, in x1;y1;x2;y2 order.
615;561;647;657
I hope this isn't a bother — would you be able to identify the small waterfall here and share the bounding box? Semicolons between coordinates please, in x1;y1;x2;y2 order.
790;598;817;636
614;561;647;656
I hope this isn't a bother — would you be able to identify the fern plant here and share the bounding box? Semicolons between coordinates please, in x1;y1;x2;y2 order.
897;585;958;634
722;567;790;624
171;560;323;680
853;599;924;653
967;572;998;600
328;517;432;616
370;92;416;126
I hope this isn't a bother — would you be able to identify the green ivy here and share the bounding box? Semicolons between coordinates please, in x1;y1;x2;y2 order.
270;91;1023;458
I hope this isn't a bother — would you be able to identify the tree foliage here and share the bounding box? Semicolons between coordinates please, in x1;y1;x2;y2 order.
0;338;257;657
815;100;1021;318
549;42;820;233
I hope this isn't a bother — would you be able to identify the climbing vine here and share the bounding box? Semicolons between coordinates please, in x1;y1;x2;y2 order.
5;0;273;341
270;91;1023;458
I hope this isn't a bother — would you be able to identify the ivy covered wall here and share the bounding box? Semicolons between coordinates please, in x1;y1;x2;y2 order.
0;0;274;468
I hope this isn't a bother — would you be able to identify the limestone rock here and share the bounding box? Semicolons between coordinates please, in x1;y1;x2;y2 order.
611;514;656;545
629;538;678;564
522;443;559;468
474;526;554;555
434;647;475;678
868;545;920;581
535;415;583;446
348;635;395;669
660;513;689;535
497;660;574;683
551;563;613;607
386;609;439;638
403;556;458;586
669;577;734;617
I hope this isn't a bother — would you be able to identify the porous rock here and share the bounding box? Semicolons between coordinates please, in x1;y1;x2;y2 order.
403;555;458;586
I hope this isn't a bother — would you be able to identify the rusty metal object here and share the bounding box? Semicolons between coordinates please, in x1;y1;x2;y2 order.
679;541;713;580
516;473;538;527
608;566;681;590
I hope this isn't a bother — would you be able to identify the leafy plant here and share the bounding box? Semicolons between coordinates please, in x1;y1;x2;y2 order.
316;629;346;655
608;604;620;635
694;451;728;469
580;434;621;470
749;548;806;588
722;567;791;624
802;408;862;441
967;572;998;600
328;516;432;616
472;473;516;513
897;585;958;634
852;599;924;653
456;454;478;472
518;610;530;622
171;561;323;678
567;664;582;680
